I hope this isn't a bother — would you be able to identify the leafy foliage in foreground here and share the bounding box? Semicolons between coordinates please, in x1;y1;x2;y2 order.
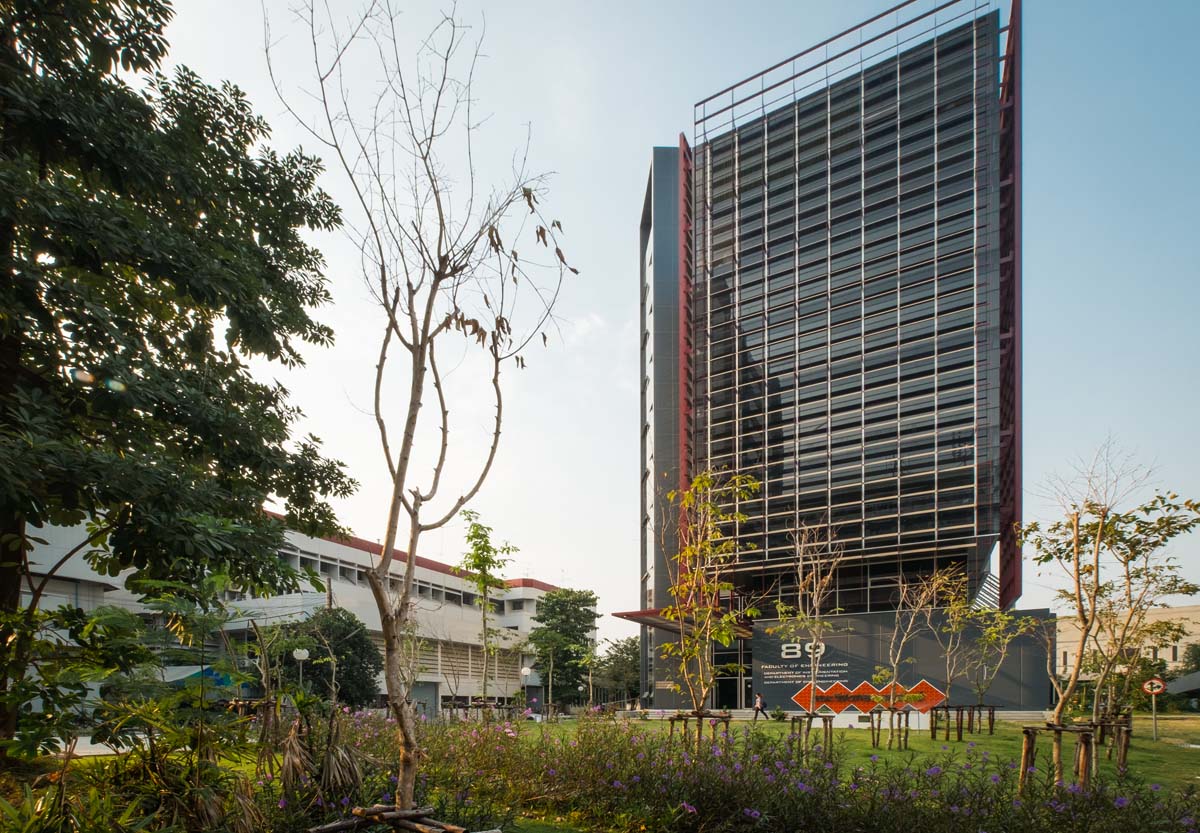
0;0;354;757
7;712;1200;832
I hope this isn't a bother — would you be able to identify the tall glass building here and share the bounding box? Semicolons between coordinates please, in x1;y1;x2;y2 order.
625;0;1022;709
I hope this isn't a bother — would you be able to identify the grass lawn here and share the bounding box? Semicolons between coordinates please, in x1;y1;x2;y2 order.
513;820;587;833
529;713;1200;791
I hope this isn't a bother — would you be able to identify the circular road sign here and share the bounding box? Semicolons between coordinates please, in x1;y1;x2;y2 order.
1142;677;1166;696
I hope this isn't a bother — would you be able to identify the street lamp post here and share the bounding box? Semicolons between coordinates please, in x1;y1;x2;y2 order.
293;647;310;691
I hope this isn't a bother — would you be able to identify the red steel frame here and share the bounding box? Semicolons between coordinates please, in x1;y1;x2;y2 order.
997;0;1022;608
677;135;693;492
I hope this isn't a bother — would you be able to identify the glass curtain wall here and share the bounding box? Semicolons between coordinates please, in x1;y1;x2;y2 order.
691;11;1004;614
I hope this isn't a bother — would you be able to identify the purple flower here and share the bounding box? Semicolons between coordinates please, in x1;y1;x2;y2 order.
277;798;287;809
870;755;879;763
926;766;942;776
990;774;1001;784
1114;797;1129;809
1150;783;1161;791
743;808;761;819
681;801;696;814
824;761;834;769
340;796;350;807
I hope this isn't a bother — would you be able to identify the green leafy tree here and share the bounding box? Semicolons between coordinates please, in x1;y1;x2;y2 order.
528;589;599;713
598;636;641;704
1182;643;1200;676
967;606;1036;706
455;511;516;705
1022;445;1200;783
1022;464;1200;724
277;608;383;709
660;469;760;739
0;1;354;758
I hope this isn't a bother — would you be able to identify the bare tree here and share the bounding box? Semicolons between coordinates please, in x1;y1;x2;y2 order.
766;523;844;717
1032;616;1065;706
267;3;577;807
873;575;939;749
918;566;972;703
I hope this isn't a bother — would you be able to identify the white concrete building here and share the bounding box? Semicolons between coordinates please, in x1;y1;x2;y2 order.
1056;604;1200;676
25;523;561;715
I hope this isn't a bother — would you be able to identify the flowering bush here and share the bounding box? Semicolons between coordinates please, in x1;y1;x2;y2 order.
228;710;1200;832
401;717;1200;833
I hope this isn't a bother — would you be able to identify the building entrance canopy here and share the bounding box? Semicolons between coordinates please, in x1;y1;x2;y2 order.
612;607;753;640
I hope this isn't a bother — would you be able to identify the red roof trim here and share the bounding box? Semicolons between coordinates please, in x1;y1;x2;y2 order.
270;510;558;591
504;577;559;592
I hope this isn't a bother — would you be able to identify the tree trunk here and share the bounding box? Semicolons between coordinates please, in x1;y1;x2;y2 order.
380;611;420;808
480;595;488;708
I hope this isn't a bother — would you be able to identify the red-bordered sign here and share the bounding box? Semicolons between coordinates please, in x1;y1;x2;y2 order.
1142;677;1166;696
791;680;947;714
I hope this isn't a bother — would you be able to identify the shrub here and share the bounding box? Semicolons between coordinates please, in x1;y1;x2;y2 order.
391;719;1200;833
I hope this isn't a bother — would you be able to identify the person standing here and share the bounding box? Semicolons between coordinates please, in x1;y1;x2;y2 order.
752;691;766;721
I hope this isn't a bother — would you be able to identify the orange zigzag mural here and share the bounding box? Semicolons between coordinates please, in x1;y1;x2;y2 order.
790;680;947;714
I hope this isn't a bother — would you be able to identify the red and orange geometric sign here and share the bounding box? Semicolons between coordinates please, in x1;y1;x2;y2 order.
790;680;947;714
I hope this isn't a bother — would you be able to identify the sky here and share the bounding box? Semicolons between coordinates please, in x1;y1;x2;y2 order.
162;0;1200;641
